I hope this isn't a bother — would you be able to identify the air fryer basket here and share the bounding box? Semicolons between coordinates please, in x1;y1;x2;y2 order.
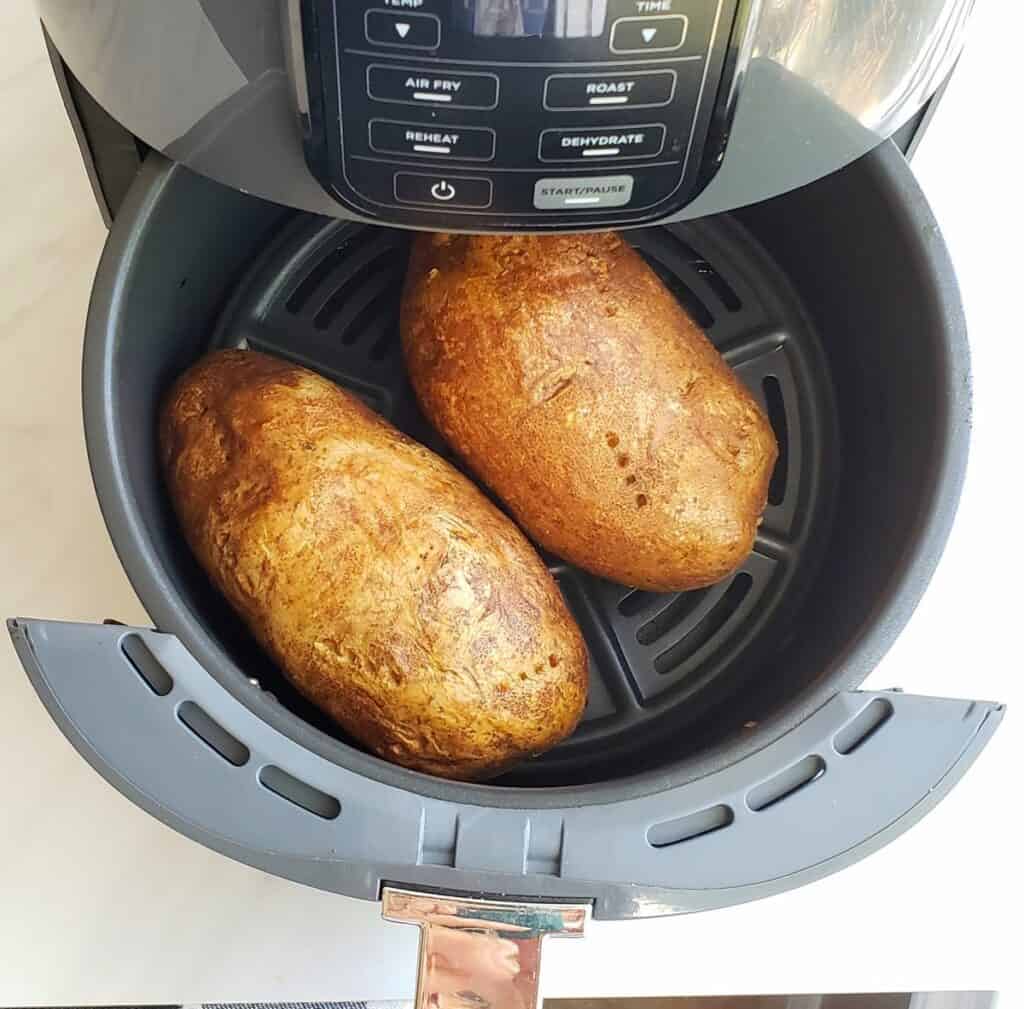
10;142;1002;925
202;202;838;788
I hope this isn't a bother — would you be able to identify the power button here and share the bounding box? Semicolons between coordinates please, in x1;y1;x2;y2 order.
394;172;493;209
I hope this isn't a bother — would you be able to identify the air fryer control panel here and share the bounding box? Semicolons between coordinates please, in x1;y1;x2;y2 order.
301;0;741;230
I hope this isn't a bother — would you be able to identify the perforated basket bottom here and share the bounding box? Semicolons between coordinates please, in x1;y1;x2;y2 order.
209;217;838;786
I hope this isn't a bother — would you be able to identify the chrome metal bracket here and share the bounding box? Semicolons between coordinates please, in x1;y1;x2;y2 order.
382;888;589;1009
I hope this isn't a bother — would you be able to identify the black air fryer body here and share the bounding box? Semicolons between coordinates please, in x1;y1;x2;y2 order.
12;3;1004;995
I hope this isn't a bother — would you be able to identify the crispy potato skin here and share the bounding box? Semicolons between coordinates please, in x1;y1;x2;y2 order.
401;232;779;592
160;350;587;780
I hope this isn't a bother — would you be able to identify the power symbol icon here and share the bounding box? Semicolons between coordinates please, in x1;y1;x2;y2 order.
430;180;456;201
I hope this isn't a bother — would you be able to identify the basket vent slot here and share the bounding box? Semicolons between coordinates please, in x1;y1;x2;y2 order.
660;231;742;311
285;242;356;313
122;635;172;696
340;280;397;349
648;804;734;848
746;754;826;812
637;589;711;646
655;573;753;674
636;230;744;328
694;258;742;311
834;697;895;755
259;765;341;820
764;375;789;506
177;701;250;767
313;250;404;332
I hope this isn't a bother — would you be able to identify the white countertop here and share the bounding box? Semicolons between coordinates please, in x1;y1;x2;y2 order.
1;0;1021;1003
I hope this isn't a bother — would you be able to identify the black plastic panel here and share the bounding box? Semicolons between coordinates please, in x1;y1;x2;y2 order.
301;0;741;230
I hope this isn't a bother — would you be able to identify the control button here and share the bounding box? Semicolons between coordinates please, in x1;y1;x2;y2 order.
534;176;635;211
539;125;666;163
365;10;441;50
395;172;493;209
544;70;676;111
370;120;496;161
367;65;499;109
610;15;687;54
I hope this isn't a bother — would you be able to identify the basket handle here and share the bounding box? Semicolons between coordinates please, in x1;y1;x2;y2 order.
9;617;1005;923
382;888;587;1009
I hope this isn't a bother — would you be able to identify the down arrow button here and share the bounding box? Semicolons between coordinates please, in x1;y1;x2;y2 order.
365;10;442;49
610;15;687;54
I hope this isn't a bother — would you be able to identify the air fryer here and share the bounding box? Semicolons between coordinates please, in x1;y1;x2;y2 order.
10;1;1004;1005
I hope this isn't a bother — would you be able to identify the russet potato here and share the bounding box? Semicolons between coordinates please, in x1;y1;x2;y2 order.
160;350;588;780
401;232;778;591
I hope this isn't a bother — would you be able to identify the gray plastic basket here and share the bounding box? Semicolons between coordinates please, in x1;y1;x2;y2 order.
9;142;1003;927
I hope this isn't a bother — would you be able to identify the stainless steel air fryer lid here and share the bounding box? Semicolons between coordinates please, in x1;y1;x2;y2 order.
37;0;974;231
11;140;1003;934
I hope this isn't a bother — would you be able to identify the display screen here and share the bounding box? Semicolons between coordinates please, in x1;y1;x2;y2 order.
453;0;609;38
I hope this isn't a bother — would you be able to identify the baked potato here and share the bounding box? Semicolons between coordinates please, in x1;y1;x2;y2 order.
160;349;588;780
401;232;778;592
